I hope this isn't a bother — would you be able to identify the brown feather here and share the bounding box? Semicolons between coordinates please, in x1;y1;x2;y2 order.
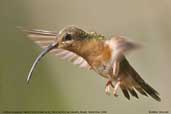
120;57;161;101
69;40;112;68
128;88;139;99
120;85;130;100
135;87;148;96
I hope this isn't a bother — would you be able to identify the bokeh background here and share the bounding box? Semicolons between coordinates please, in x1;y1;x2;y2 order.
0;0;171;113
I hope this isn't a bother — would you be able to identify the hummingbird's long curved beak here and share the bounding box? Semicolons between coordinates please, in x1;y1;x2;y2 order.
27;42;58;84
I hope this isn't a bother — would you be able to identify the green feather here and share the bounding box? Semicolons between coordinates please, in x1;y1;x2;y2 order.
87;32;105;40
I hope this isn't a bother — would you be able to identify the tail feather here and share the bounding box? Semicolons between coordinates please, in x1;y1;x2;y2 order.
135;87;148;97
120;58;161;101
128;88;139;99
120;85;130;100
139;82;161;101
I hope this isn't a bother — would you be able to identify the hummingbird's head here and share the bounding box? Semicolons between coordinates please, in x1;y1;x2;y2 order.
57;26;88;49
26;26;88;83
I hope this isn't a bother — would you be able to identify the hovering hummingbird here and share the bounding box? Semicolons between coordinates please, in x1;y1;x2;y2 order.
21;26;161;101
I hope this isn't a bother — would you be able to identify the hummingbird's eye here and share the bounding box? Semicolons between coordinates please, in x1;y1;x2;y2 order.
64;33;72;41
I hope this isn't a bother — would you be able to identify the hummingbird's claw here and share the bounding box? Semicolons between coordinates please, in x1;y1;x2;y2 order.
113;92;118;97
105;80;114;95
113;81;121;97
106;80;114;88
105;85;111;95
113;89;119;97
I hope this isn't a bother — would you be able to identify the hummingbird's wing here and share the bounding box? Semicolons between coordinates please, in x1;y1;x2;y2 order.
50;49;91;69
108;36;141;77
22;28;91;69
119;57;161;101
110;36;141;56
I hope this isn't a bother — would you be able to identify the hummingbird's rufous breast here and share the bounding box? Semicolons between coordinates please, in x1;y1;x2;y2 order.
72;40;112;69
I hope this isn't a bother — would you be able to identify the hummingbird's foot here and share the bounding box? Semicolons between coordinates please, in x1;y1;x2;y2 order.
113;81;121;97
113;93;118;97
106;80;114;88
105;80;114;95
105;85;111;95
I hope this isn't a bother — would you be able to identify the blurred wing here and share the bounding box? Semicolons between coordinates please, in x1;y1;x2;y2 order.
21;28;91;70
111;36;141;55
50;49;91;69
108;36;141;76
19;27;57;48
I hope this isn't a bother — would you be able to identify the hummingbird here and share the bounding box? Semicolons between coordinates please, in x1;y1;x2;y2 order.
21;25;161;101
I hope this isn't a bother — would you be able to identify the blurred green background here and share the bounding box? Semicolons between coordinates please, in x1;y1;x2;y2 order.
0;0;171;113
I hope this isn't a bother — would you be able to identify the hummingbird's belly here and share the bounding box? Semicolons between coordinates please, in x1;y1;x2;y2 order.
94;64;115;80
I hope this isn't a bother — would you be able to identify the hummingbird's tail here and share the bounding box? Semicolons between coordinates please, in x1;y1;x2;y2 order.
119;58;161;101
